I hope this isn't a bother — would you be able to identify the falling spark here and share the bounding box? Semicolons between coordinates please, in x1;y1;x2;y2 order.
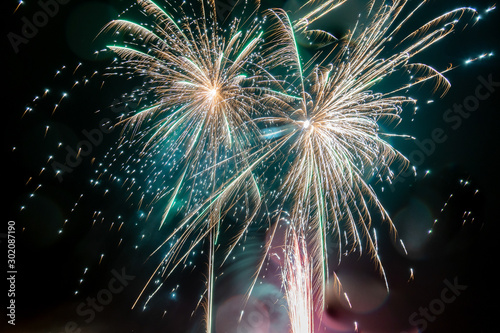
14;1;23;13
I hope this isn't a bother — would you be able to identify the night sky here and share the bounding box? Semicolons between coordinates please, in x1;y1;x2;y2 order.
4;0;500;332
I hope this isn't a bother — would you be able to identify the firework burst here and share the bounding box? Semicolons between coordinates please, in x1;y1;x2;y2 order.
253;0;479;329
99;0;288;330
26;0;482;332
102;0;269;221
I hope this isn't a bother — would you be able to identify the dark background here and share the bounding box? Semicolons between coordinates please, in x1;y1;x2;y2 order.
3;0;500;332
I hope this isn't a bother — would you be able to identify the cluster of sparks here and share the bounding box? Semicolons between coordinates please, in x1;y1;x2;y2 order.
16;0;491;332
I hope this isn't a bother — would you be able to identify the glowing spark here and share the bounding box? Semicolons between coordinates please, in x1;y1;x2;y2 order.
14;1;23;14
208;88;218;99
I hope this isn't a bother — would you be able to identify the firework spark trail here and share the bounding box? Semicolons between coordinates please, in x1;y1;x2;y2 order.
282;228;314;333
